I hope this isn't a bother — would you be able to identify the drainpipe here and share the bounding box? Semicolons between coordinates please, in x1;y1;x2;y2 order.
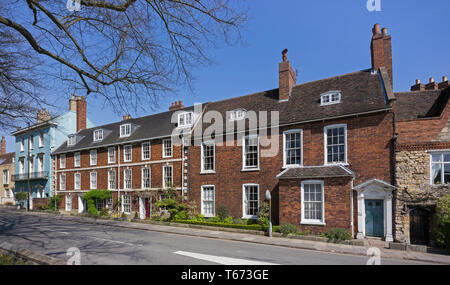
350;178;355;238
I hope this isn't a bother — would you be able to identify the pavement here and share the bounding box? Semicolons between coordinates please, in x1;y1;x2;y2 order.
0;207;449;265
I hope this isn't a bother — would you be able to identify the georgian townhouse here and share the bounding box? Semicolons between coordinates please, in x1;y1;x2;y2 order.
0;137;15;205
394;77;450;246
188;24;397;241
11;95;94;209
52;102;195;219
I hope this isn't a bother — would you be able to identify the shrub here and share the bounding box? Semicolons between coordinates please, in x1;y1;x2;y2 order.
257;201;270;226
233;218;245;225
172;219;272;232
279;223;298;236
155;198;186;221
208;216;220;223
194;214;205;222
14;192;28;204
324;228;352;241
223;216;234;224
5;202;13;206
82;190;112;216
246;219;257;225
174;210;188;220
46;194;64;211
217;205;230;222
436;194;450;248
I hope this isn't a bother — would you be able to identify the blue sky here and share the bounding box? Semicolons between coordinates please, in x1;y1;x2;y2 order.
4;0;449;152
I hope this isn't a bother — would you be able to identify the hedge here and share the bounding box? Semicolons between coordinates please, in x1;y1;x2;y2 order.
172;219;280;232
438;221;450;249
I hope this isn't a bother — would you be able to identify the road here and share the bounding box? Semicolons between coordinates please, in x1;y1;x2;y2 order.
0;207;434;265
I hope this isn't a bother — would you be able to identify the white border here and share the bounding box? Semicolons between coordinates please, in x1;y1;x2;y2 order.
201;141;215;174
242;183;259;219
282;129;303;168
324;124;348;165
201;185;215;217
242;135;260;171
300;180;326;226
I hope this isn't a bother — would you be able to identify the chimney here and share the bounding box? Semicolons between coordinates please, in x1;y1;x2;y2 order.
439;76;449;89
371;24;393;88
1;136;5;155
76;96;87;132
278;49;296;101
69;94;77;111
122;114;131;120
169;100;184;111
37;108;51;123
425;77;439;90
411;79;425;91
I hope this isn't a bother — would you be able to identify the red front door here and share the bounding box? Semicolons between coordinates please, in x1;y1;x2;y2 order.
145;198;150;218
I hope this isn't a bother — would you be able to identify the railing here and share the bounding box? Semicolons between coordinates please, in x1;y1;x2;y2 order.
12;171;49;181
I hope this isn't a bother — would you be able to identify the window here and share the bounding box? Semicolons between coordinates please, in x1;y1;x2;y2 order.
96;199;106;211
38;133;44;147
142;167;151;189
19;159;24;174
201;142;215;173
20;138;24;152
29;135;34;150
124;145;132;162
124;169;132;190
60;154;66;169
65;195;72;211
230;109;247;121
243;184;259;218
108;147;116;164
93;130;103;142
90;172;97;189
90;150;97;166
201;186;215;217
301;181;325;225
283;130;302;167
37;155;44;172
324;124;347;164
120;124;131;137
60;174;66;191
108;170;116;190
163;165;173;188
142;142;151;160
321;91;341;106
74;152;81;167
163;139;172;158
430;152;450;185
243;135;259;170
74;173;81;190
68;135;76;146
122;194;131;214
3;170;9;185
178;112;194;128
29;157;34;173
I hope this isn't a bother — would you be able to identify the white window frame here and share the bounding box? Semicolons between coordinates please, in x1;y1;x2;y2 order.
283;129;303;168
60;174;66;191
320;91;342;106
230;109;247;121
74;173;81;190
120;124;131;138
324;124;348;165
122;194;131;214
201;185;215;217
90;150;97;166
74;152;81;167
68;135;76;146
65;195;72;211
242;135;259;170
301;180;325;226
108;147;116;164
3;170;9;185
124;169;132;190
37;155;44;173
38;132;44;148
19;159;24;174
60;154;66;169
178;112;193;128
29;135;34;150
20;138;25;152
201;141;215;173
162;139;173;158
141;167;151;189
29;157;34;173
141;142;151;160
430;152;450;185
93;129;103;142
108;170;116;190
90;172;97;190
162;165;173;189
124;145;132;162
242;184;260;219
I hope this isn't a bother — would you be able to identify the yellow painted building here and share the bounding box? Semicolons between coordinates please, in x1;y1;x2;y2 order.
0;136;15;205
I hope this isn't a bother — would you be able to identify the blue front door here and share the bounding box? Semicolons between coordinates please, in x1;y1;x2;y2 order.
365;200;384;237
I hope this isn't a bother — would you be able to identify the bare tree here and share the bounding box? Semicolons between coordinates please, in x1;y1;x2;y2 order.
0;0;247;116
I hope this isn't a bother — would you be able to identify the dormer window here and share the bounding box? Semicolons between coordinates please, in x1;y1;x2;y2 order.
178;112;193;128
120;124;131;138
93;129;103;142
320;91;341;106
68;135;76;146
230;109;246;121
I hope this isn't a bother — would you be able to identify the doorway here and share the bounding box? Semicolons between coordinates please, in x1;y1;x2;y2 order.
410;208;429;245
365;199;384;238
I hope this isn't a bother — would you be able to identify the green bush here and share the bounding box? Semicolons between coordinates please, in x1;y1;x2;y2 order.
217;205;230;222
174;210;188;220
82;190;112;216
155;198;187;221
208;216;220;223
324;228;352;241
223;216;234;224
257;201;270;226
172;219;274;232
46;194;64;211
14;192;28;203
279;223;298;236
436;194;450;248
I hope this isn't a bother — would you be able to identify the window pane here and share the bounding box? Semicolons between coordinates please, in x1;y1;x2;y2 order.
444;164;450;184
326;126;345;163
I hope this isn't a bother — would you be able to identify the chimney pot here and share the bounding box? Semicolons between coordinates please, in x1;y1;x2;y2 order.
372;23;381;35
430;77;435;83
382;27;388;35
443;76;448;82
416;79;421;84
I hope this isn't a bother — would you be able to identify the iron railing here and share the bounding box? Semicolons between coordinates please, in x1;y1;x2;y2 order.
12;171;49;181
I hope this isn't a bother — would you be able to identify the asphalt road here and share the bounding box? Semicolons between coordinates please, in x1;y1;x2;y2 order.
0;208;433;265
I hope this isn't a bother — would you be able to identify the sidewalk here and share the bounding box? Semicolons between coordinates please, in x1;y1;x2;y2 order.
20;209;450;264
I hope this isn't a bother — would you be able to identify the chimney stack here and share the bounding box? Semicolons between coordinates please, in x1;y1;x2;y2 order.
371;24;393;88
278;49;296;101
411;79;425;91
122;114;131;120
76;96;87;132
169;100;184;111
69;94;77;111
439;76;449;89
37;108;51;123
425;77;439;90
1;136;5;155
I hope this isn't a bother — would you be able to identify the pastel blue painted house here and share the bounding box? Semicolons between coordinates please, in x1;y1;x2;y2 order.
12;96;94;208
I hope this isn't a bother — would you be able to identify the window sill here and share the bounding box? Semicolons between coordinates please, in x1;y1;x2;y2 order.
242;215;258;220
282;164;303;169
300;221;326;226
324;163;349;167
200;171;216;175
241;168;260;172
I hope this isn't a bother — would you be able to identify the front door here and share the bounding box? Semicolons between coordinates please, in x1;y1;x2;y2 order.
410;209;429;245
365;200;384;237
145;198;151;219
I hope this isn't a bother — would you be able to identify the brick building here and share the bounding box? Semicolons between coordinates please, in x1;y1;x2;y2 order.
52;102;194;218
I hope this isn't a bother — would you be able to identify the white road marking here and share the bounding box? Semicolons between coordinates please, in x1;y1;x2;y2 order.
58;232;70;235
174;251;279;265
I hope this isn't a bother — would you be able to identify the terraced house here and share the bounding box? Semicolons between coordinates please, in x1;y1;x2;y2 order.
52;102;194;219
0;137;15;205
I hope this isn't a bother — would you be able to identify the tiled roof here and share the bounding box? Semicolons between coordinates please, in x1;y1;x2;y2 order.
0;152;14;165
276;165;354;180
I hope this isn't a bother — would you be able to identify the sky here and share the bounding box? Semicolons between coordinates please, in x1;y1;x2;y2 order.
4;0;450;152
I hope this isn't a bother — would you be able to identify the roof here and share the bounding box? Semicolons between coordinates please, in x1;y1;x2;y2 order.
52;106;196;154
0;152;15;165
276;165;354;180
192;69;392;139
395;87;450;121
